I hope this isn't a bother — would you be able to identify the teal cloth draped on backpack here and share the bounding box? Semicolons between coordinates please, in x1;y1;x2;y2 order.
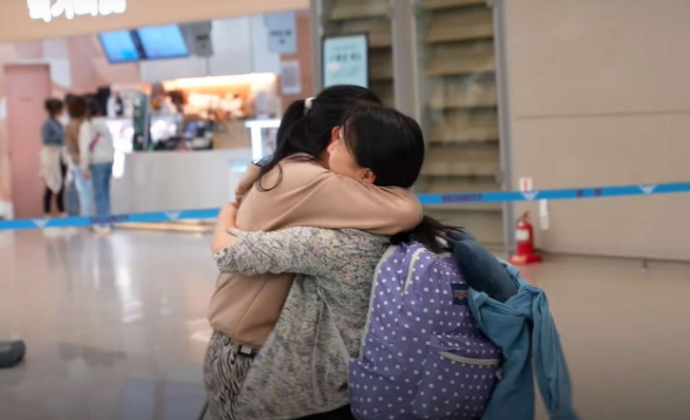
468;262;579;420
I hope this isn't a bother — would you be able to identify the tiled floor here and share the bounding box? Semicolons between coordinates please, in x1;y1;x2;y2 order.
1;229;689;419
0;230;216;420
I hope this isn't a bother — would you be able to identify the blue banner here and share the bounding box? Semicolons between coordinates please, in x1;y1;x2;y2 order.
1;181;689;232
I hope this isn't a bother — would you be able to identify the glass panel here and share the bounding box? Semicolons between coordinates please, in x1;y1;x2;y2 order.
416;0;504;246
322;0;394;106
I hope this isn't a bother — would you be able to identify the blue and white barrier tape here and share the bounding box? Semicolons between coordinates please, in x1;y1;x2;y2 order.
1;181;689;231
416;181;690;205
0;209;219;232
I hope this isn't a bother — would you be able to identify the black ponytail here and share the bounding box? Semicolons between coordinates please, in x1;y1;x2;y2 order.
257;85;382;192
391;216;461;254
256;99;314;191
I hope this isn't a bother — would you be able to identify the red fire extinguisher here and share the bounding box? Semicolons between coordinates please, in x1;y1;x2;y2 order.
509;212;543;265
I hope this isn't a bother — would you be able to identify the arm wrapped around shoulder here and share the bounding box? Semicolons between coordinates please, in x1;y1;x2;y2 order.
274;163;423;235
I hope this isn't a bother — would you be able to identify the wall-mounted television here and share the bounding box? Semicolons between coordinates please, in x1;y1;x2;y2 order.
99;30;142;63
137;25;190;60
99;25;190;63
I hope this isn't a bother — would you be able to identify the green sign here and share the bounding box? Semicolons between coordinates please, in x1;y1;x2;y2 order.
322;34;369;88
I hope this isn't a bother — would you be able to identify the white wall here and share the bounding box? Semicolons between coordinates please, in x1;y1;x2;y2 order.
112;149;252;214
506;0;690;260
140;16;282;82
0;0;308;43
140;57;209;83
250;15;282;73
208;18;253;76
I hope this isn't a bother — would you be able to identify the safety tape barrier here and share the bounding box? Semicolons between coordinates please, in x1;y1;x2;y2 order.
1;181;689;231
416;181;690;205
0;209;219;232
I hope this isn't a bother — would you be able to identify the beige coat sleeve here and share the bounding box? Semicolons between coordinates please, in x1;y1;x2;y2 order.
259;161;424;235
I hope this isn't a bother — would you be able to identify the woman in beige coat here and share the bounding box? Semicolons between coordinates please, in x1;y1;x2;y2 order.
205;89;423;419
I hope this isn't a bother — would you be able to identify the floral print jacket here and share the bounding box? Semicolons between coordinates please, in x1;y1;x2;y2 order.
214;227;389;420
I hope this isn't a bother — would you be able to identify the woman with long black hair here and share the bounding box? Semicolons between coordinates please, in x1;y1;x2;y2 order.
205;86;423;420
207;104;456;420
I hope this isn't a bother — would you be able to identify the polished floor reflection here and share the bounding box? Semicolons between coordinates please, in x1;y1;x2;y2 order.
1;229;689;419
0;230;216;420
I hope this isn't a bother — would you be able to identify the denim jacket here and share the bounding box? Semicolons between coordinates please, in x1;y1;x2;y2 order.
41;119;64;146
468;262;579;420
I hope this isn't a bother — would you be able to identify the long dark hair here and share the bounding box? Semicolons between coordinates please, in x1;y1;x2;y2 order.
86;98;103;119
67;96;87;120
390;216;459;254
257;85;382;191
341;106;460;253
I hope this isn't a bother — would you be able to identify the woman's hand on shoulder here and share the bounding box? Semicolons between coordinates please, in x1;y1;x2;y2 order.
212;203;241;255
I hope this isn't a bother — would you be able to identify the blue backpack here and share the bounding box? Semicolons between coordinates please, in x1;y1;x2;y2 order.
349;242;500;420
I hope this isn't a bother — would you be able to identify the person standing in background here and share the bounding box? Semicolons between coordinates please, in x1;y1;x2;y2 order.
63;94;80;217
40;99;67;217
65;96;94;217
64;166;81;217
80;99;115;233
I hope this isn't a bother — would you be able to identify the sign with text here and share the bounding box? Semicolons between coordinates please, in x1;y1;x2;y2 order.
322;34;369;89
266;11;296;54
27;0;127;23
281;60;302;95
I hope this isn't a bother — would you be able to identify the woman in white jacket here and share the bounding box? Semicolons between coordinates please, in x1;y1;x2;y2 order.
79;100;115;222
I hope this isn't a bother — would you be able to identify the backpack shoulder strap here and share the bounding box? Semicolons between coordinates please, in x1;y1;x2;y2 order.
324;245;401;367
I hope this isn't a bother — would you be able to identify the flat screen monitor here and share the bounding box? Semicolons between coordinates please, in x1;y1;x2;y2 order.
322;33;369;89
137;25;190;60
99;30;142;63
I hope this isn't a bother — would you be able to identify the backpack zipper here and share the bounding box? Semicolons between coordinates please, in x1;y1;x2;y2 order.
438;351;500;366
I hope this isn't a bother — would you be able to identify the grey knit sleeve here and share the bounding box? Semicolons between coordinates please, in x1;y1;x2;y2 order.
214;227;382;282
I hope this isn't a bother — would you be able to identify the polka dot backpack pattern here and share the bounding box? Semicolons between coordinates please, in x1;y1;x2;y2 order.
350;242;500;420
